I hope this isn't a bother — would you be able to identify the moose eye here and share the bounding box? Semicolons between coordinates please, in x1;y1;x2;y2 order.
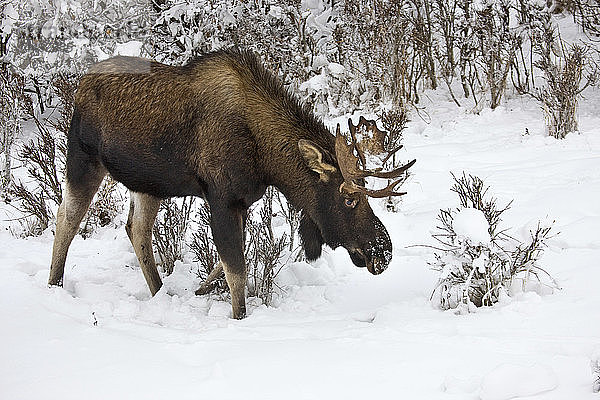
344;198;358;209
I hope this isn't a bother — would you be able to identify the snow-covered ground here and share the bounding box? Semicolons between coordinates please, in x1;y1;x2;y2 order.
2;90;599;399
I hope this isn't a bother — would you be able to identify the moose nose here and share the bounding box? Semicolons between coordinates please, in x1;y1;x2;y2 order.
364;237;392;275
366;256;388;275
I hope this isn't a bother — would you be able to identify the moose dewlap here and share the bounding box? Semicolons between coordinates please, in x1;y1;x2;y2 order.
48;48;415;319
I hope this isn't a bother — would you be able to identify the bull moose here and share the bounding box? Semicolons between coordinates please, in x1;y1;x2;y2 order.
48;48;415;319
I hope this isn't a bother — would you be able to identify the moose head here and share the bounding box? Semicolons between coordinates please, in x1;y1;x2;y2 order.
298;118;416;275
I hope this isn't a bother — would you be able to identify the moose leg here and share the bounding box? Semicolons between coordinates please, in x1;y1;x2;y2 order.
125;193;135;242
49;170;106;287
127;192;162;296
210;207;247;319
195;261;224;295
195;212;245;296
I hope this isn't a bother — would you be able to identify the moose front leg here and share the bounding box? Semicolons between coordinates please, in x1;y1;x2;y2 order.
209;206;247;319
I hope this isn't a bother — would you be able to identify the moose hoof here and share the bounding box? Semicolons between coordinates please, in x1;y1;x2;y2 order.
48;279;63;288
232;309;246;320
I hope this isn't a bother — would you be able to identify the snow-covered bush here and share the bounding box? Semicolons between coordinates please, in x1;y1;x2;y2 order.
532;25;599;138
6;95;66;236
2;0;157;111
153;197;195;275
4;72;123;237
190;202;226;293
79;177;124;238
472;0;519;109
429;173;557;312
0;66;23;193
245;187;302;306
188;187;302;305
337;0;418;107
592;349;600;393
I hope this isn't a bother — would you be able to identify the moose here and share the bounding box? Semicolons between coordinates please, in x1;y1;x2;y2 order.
48;48;415;319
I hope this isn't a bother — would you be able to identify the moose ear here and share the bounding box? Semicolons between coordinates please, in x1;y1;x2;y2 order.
298;139;337;181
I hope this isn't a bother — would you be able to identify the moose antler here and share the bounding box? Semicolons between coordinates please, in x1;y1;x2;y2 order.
335;122;416;198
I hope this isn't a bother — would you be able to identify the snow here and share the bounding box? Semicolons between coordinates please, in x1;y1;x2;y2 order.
1;4;18;38
480;364;558;400
114;41;144;57
299;72;329;92
452;207;491;246
327;62;345;77
2;88;600;399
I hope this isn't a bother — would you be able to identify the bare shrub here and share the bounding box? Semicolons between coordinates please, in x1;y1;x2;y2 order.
532;26;599;138
378;108;410;211
275;189;303;257
7;106;65;235
566;0;600;38
408;0;438;92
245;187;291;306
152;197;194;275
511;0;551;95
429;173;558;312
433;0;462;105
190;202;227;294
0;66;24;194
48;73;80;137
192;187;302;303
473;1;520;109
380;107;409;165
2;72;81;236
593;351;600;393
454;0;480;102
17;120;64;208
6;181;51;236
79;177;124;238
340;0;416;106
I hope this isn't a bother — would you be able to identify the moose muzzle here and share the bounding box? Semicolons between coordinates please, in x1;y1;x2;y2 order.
348;232;392;275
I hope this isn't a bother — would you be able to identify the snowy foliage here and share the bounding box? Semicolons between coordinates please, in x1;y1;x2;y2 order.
79;177;124;238
245;187;302;306
154;187;302;306
1;0;599;131
0;66;22;193
429;173;557;312
592;350;600;393
153;197;195;276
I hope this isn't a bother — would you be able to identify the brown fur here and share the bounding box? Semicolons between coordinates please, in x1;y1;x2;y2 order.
49;48;397;319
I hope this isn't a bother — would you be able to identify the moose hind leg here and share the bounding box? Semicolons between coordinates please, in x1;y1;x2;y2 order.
195;261;224;296
48;170;106;287
128;192;162;296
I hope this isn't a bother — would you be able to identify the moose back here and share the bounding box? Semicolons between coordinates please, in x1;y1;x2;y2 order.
48;48;414;319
